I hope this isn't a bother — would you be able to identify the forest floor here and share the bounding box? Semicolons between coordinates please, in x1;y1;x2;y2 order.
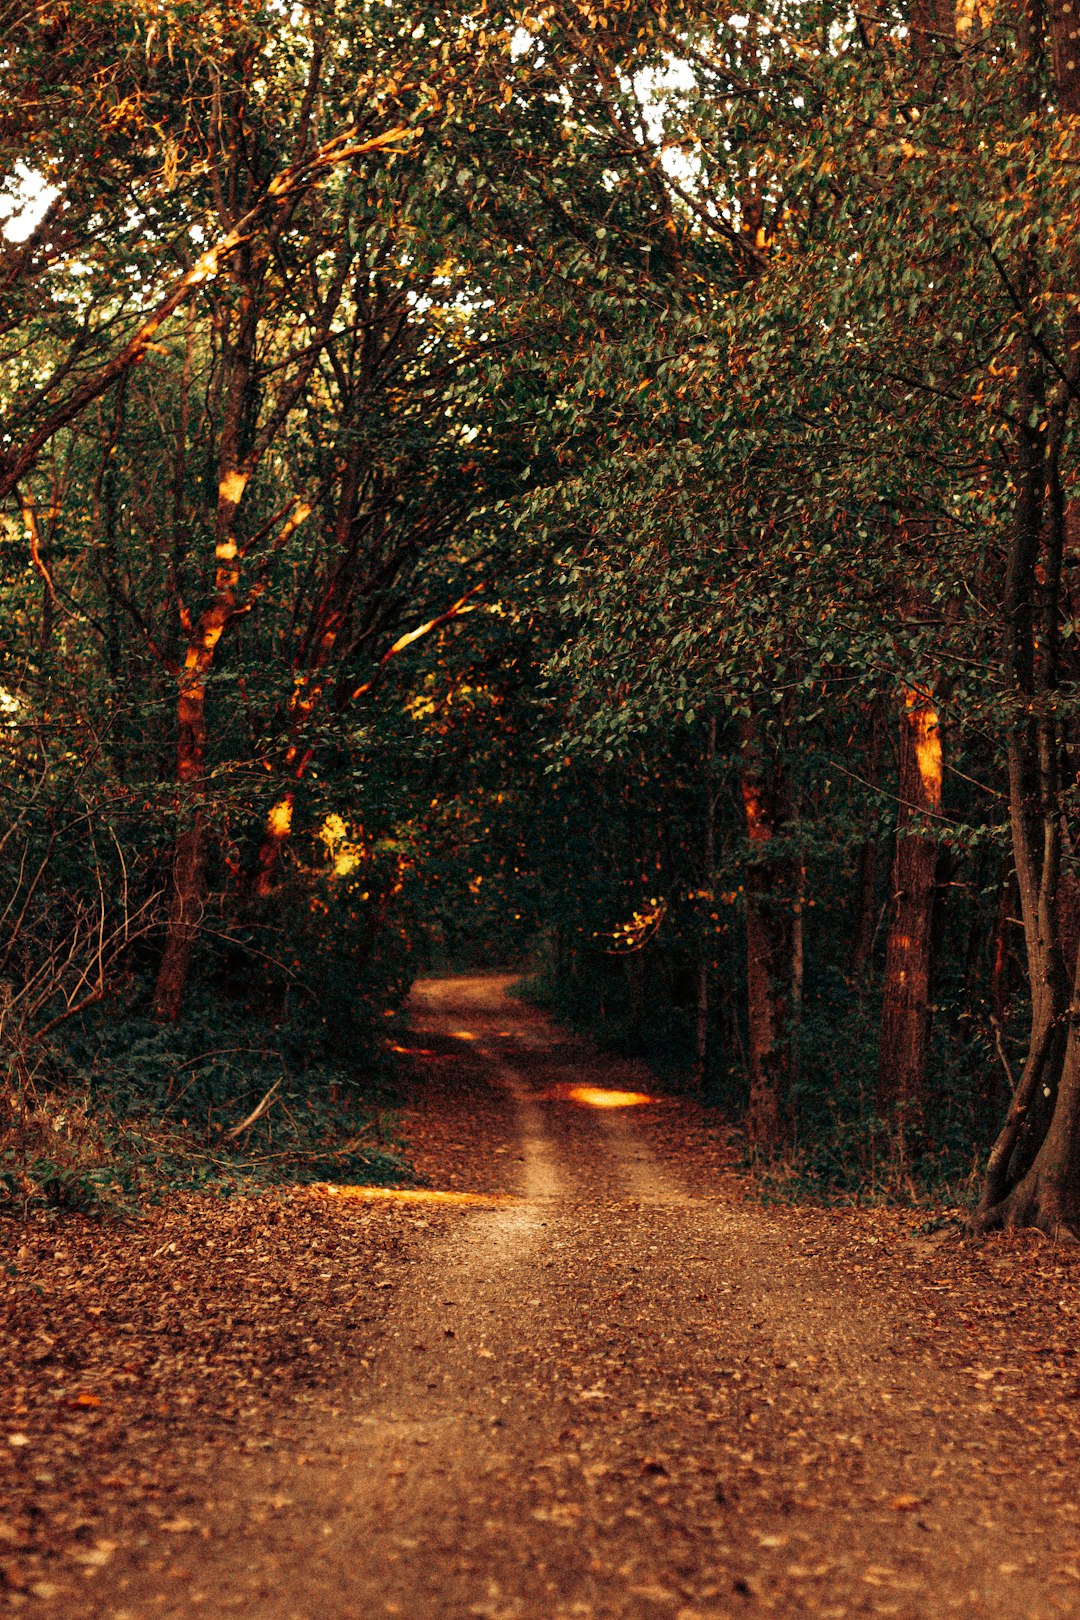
3;974;1080;1620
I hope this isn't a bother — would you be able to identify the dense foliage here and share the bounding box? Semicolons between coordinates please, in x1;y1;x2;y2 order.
3;0;1080;1230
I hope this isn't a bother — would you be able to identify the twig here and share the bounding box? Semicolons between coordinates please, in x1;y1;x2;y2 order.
350;584;484;702
989;1015;1018;1098
222;1077;282;1141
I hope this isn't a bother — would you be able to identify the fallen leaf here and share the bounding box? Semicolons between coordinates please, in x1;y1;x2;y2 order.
72;1539;116;1569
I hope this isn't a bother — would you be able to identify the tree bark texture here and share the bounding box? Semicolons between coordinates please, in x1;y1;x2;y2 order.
974;282;1080;1231
1047;0;1080;113
153;816;208;1024
153;239;262;1020
877;690;942;1136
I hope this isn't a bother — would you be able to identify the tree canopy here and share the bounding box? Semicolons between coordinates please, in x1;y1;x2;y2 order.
4;0;1080;1233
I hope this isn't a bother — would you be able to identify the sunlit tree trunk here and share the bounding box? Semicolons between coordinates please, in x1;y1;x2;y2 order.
152;575;240;1022
249;428;365;897
153;61;351;1004
877;689;942;1141
153;238;261;1021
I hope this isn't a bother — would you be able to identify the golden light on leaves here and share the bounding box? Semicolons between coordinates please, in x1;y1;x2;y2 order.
605;896;667;954
955;0;994;38
267;798;293;839
318;812;366;877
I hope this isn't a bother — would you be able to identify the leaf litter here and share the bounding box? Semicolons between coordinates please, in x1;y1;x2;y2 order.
1;986;1080;1616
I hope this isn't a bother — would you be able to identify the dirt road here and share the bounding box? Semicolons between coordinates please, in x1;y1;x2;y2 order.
43;976;1080;1618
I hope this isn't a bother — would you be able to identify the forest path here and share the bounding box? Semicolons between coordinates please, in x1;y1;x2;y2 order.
77;977;1080;1619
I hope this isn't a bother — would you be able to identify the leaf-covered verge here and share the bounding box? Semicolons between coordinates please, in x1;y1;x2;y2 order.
0;993;413;1215
0;1025;518;1606
0;1191;415;1605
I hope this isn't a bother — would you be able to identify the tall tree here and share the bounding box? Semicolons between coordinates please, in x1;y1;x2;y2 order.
877;687;943;1143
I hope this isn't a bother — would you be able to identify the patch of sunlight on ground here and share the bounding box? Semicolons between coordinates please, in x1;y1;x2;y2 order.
552;1084;657;1109
310;1184;519;1208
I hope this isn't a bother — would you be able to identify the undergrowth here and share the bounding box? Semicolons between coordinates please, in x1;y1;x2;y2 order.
1;1001;413;1216
518;949;994;1211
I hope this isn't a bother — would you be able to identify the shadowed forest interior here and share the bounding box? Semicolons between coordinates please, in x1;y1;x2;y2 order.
5;0;1080;1236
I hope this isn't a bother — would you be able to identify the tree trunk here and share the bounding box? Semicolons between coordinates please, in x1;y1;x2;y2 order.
849;838;881;983
877;690;942;1141
973;685;1070;1227
849;699;887;982
740;722;793;1152
987;933;1080;1233
970;0;1080;1234
694;716;717;1089
694;947;710;1087
153;651;216;1021
153;816;208;1023
152;234;264;1019
790;857;805;1090
973;290;1079;1230
988;867;1018;1038
1047;0;1080;113
627;951;644;1052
